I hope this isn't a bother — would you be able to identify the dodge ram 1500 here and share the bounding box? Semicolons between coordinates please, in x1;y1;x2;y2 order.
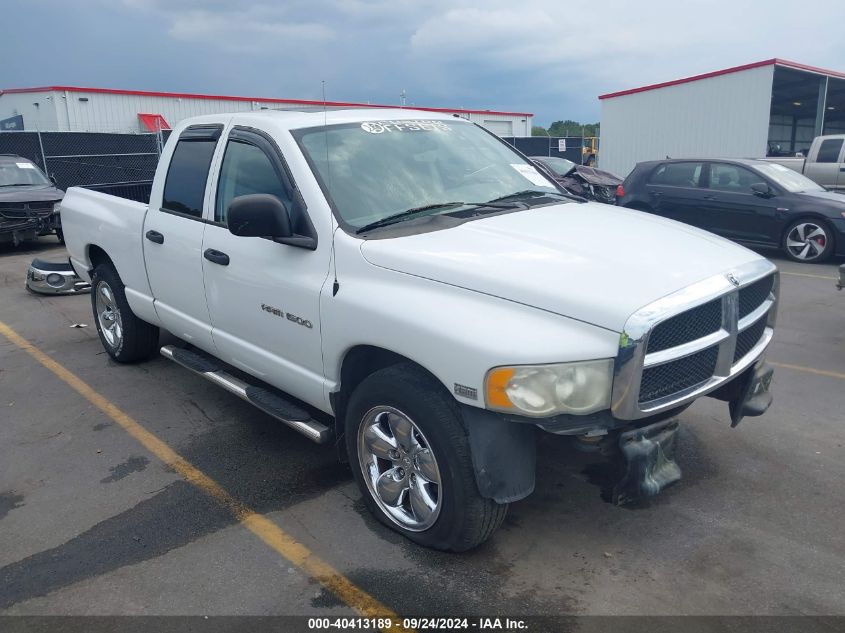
61;109;778;551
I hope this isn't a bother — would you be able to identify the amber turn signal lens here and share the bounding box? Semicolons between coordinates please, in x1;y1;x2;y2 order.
486;367;515;409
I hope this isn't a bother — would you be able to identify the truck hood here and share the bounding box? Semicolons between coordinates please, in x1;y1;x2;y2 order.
360;203;763;331
0;184;64;204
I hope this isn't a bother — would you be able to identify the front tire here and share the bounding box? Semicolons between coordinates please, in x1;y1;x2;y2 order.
91;262;159;362
782;218;834;263
346;363;507;551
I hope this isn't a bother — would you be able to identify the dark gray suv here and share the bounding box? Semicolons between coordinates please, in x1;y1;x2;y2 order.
0;155;64;246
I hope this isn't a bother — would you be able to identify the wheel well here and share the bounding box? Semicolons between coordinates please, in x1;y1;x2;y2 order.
332;346;441;449
87;244;112;271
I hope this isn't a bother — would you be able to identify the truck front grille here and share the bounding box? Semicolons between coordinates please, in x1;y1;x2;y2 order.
646;298;722;353
738;275;774;319
0;201;57;220
639;346;719;404
616;266;778;416
734;317;768;363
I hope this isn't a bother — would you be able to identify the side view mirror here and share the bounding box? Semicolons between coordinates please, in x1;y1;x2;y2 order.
751;182;774;198
49;174;58;186
227;194;292;239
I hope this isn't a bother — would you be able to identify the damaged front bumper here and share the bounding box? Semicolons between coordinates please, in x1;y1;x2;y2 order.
1;212;61;245
26;258;91;295
541;358;774;505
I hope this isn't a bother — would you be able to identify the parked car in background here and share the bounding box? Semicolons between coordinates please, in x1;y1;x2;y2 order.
0;155;64;246
530;156;622;204
763;134;845;192
617;158;845;263
60;110;777;551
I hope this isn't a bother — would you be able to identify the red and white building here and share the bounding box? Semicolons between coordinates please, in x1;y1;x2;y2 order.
599;58;845;177
0;85;533;137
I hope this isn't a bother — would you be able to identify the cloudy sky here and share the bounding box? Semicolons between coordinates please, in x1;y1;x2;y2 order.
4;0;845;125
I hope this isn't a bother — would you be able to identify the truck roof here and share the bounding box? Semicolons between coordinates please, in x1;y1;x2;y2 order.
175;108;463;132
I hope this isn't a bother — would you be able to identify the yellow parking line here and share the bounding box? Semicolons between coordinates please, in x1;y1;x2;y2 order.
0;320;410;632
771;361;845;381
780;271;837;281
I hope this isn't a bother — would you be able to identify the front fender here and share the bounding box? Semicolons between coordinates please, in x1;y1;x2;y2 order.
321;242;620;413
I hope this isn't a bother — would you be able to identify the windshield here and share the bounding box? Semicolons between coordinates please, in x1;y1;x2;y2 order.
294;119;558;230
0;161;50;186
754;163;824;193
537;156;576;176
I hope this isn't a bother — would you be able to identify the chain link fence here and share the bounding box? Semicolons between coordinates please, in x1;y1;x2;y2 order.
502;136;585;165
0;130;171;196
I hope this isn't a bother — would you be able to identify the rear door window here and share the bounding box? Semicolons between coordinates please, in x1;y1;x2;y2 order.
162;132;220;218
816;138;844;163
649;162;703;187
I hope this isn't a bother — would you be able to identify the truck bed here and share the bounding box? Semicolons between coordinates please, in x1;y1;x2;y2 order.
61;187;153;303
760;156;805;173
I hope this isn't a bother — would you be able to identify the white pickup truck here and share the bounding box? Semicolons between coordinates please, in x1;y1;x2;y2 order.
765;134;845;191
61;109;778;551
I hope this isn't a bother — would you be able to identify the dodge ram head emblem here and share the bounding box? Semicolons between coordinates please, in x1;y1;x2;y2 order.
726;273;740;287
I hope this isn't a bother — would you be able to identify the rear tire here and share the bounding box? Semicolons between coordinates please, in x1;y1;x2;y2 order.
345;363;507;551
91;262;159;363
782;218;834;263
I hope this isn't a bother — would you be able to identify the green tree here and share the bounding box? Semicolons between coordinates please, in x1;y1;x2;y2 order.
531;125;548;136
547;120;600;138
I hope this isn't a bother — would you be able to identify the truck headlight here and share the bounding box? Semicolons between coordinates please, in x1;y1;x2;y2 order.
485;359;614;417
53;202;62;214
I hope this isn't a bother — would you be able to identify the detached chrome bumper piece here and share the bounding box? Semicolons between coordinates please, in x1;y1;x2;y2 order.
612;259;778;421
26;258;91;295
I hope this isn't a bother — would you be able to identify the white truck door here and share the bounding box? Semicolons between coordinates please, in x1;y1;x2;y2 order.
837;140;845;191
807;137;844;189
200;126;330;409
142;125;222;351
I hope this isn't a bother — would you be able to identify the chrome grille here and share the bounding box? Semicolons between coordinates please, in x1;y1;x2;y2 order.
612;262;778;420
639;346;719;404
647;298;722;353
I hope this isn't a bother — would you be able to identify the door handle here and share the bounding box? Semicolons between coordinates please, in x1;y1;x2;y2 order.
703;195;717;200
145;230;164;244
650;191;664;197
203;248;230;266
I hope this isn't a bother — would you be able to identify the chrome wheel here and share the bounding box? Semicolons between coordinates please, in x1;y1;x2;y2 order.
95;281;123;349
357;405;442;531
786;222;828;261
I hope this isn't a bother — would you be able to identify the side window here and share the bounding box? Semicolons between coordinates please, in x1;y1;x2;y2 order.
162;138;218;218
816;138;843;163
215;139;294;224
649;162;703;187
708;163;764;193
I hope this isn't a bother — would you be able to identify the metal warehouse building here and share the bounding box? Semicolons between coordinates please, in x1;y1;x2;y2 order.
599;58;845;177
0;86;532;136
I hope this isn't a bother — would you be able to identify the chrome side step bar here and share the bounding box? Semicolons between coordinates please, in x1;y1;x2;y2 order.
160;345;332;444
